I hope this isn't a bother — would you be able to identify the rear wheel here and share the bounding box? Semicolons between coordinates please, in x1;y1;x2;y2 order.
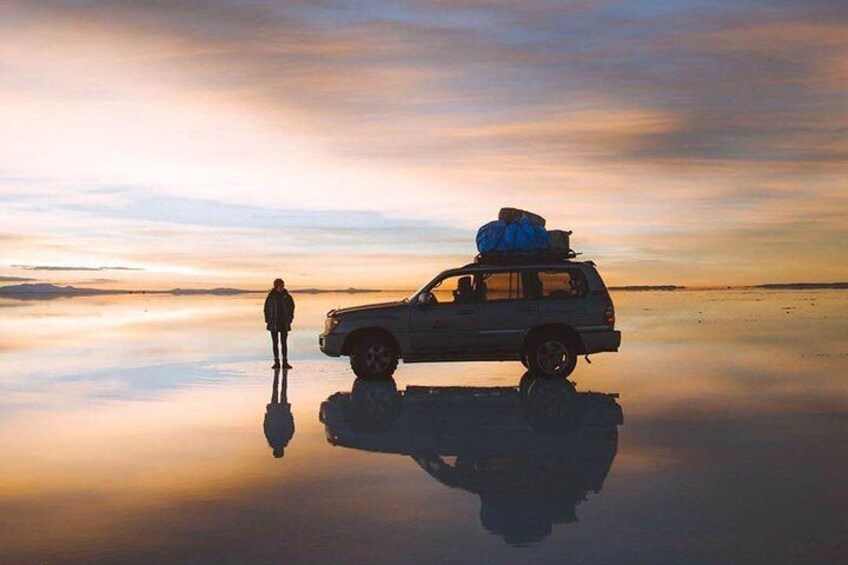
350;333;399;380
526;334;578;378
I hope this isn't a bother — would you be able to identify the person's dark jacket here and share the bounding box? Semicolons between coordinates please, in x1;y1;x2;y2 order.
264;289;295;332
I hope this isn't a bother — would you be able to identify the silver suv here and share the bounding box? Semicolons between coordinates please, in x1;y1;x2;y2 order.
319;258;620;380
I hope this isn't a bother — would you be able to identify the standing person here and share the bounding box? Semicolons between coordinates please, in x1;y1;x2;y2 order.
264;278;295;369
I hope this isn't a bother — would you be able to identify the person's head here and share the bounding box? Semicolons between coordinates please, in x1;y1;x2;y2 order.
273;278;285;292
273;446;285;459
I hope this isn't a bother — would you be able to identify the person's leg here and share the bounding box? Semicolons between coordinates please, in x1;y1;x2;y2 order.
271;331;280;364
281;331;289;366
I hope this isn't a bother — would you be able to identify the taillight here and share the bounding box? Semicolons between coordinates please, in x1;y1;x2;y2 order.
604;305;615;327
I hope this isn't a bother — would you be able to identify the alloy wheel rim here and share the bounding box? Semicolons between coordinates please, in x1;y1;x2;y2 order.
365;343;391;373
537;340;568;374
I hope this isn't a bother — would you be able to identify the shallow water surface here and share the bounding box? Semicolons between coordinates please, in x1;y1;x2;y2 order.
1;290;846;564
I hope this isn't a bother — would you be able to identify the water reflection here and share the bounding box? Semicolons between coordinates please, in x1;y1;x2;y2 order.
319;373;623;545
263;367;295;459
1;291;845;562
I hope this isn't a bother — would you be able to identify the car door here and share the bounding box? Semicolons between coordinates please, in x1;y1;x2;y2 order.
476;270;538;356
408;274;479;359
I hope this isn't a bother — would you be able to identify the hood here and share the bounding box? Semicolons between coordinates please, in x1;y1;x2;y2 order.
330;300;406;317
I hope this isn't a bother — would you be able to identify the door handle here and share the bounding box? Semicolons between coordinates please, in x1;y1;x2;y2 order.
432;319;445;328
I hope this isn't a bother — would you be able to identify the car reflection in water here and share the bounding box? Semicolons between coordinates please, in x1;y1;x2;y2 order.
264;367;295;459
319;372;623;545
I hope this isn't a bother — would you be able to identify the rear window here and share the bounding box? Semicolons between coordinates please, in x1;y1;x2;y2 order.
538;269;588;299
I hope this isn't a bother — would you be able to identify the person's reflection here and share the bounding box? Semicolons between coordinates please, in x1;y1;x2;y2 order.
263;367;294;459
319;373;622;545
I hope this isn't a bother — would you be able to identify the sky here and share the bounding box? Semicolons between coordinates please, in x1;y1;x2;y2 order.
1;0;846;290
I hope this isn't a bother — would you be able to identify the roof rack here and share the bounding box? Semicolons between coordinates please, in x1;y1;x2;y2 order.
473;249;580;266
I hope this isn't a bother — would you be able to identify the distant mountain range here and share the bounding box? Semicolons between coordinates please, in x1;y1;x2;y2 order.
608;285;683;291
0;283;382;296
753;282;848;290
0;284;117;295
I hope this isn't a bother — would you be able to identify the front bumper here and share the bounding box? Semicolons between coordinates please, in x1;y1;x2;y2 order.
319;331;346;357
580;330;621;354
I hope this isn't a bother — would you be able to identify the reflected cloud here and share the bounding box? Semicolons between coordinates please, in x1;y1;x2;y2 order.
0;292;846;562
320;372;623;545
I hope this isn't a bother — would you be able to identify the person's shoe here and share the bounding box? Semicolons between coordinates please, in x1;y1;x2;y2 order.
282;361;293;369
272;360;281;369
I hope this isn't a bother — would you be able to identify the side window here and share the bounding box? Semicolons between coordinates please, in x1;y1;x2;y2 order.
539;270;588;299
428;275;478;305
480;271;533;301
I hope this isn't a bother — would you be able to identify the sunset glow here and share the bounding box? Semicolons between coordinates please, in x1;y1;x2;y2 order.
2;1;846;289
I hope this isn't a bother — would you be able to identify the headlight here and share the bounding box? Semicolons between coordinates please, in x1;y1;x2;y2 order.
324;316;341;332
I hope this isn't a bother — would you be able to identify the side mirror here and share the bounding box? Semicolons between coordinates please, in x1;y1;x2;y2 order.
417;292;432;307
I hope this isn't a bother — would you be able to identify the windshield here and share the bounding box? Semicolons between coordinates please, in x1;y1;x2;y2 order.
407;273;446;301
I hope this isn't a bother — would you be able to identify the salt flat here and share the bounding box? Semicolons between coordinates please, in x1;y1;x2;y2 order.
1;290;846;564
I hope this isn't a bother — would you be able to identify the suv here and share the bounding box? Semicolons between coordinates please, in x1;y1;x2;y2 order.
319;257;620;380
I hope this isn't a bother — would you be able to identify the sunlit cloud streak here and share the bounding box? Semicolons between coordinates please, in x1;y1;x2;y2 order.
13;265;144;272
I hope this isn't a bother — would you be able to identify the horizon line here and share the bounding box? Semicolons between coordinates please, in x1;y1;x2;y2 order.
1;281;847;296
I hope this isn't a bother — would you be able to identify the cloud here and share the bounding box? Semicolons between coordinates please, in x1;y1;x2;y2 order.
69;192;461;230
80;278;120;285
8;0;846;168
0;1;846;286
0;276;36;282
13;265;144;272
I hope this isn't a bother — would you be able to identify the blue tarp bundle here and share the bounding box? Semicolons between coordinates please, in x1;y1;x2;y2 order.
476;217;549;253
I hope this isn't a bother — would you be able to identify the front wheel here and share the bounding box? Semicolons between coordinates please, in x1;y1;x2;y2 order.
350;334;399;380
526;335;578;378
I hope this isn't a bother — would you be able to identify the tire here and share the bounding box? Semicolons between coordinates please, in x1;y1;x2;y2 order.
350;333;399;380
526;333;578;378
520;353;530;369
